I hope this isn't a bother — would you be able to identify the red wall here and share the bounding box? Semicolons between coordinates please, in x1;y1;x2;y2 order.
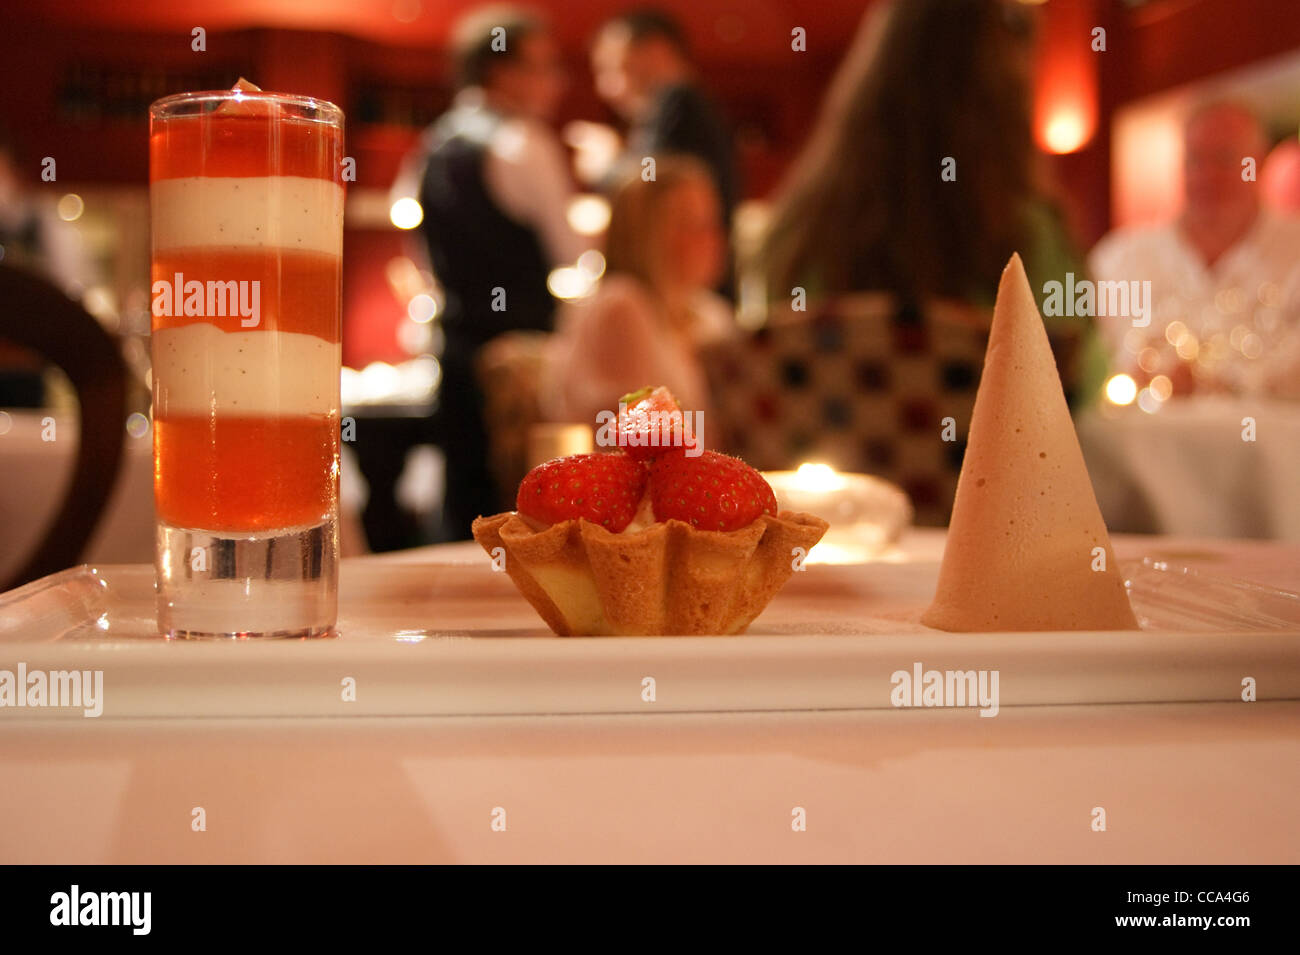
2;1;1296;363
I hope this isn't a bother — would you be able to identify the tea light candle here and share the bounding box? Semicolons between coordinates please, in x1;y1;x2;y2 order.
762;463;912;563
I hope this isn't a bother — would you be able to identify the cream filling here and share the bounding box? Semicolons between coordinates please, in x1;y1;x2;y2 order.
152;324;339;417
152;176;344;255
621;493;657;533
528;566;606;634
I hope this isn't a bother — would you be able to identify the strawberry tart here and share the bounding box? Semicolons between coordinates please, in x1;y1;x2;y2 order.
472;387;829;635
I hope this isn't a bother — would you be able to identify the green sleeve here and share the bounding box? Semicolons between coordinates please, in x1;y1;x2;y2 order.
1020;201;1111;410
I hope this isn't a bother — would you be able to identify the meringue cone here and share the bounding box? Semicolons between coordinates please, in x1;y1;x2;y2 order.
922;254;1138;632
472;511;829;636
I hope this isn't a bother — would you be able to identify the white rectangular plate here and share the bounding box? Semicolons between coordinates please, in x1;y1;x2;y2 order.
0;558;1296;718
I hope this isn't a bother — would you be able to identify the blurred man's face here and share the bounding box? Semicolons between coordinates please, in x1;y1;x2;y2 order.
592;27;638;119
1183;107;1265;217
492;31;566;121
591;27;672;122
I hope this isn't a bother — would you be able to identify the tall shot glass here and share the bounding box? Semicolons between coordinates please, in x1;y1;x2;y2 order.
149;90;344;638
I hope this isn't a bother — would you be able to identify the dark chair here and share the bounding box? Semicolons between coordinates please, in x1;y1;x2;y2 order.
700;295;990;527
475;330;551;509
0;264;127;591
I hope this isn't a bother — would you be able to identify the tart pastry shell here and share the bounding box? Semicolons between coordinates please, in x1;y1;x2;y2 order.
472;510;830;636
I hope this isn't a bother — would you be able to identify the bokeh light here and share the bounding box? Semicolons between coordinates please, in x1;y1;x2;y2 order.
389;197;423;230
547;266;595;300
406;293;437;323
566;194;611;235
57;193;84;221
1104;373;1137;406
125;412;150;438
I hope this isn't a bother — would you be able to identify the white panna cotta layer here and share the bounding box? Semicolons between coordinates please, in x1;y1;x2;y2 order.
152;177;344;255
152;324;340;417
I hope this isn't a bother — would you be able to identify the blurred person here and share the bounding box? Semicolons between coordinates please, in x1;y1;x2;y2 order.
0;127;83;292
411;6;585;539
590;9;738;250
541;157;734;430
1090;102;1300;399
1261;137;1300;215
0;124;88;407
756;0;1103;404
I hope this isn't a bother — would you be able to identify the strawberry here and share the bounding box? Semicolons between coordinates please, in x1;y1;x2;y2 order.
648;450;778;532
517;452;648;532
616;385;695;461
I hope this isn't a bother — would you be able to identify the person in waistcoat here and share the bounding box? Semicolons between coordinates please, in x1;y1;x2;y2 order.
414;7;584;539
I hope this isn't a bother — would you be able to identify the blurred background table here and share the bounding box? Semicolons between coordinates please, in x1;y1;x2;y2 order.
1078;397;1300;541
382;527;1300;593
0;410;154;584
0;409;373;585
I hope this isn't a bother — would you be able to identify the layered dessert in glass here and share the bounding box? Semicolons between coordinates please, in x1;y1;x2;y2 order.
149;85;344;637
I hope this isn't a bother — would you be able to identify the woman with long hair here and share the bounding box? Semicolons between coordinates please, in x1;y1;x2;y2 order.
542;155;734;427
759;0;1088;330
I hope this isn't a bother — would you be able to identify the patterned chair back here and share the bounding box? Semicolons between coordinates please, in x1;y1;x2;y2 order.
700;295;990;526
475;330;551;510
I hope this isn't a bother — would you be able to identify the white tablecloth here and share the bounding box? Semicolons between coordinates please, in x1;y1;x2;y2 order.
1078;397;1300;541
2;702;1296;863
1;529;1296;863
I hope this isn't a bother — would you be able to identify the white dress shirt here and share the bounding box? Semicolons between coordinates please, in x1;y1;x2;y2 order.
1088;210;1300;398
392;89;586;269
